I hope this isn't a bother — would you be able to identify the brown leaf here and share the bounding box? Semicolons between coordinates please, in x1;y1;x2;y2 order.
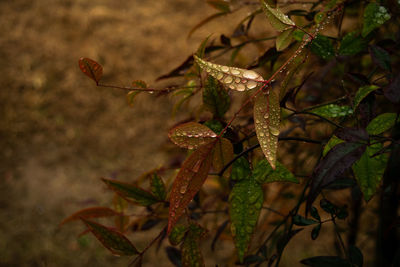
168;122;217;149
212;138;234;178
168;143;215;233
254;90;280;169
78;57;103;84
59;207;119;226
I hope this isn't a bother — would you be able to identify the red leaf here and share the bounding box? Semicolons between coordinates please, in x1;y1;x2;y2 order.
168;143;214;233
82;219;138;256
78;57;103;84
59;207;120;226
168;122;217;149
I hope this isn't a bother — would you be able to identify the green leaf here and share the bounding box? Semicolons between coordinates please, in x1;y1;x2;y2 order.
168;122;218;149
231;157;251;181
261;1;296;32
196;34;212;59
353;85;379;110
102;178;159;206
229;177;264;263
254;90;280;169
309;104;353;118
181;224;206;267
276;28;294;51
212;138;234;178
366;113;398;135
169;225;188;246
82;219;138;256
204;119;223;134
338;32;367;56
352;143;388;201
203;76;231;117
292;215;318;226
253;159;299;184
310;34;335;60
150;173;167;201
362;3;391;38
310;206;321;221
369;45;391;71
323;135;344;157
194;55;264;91
301;256;352;267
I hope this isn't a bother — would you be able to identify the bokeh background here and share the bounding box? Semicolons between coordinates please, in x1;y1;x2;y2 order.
0;0;225;266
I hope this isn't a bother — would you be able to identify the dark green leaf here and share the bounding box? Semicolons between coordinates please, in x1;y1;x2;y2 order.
253;159;299;184
301;256;352;266
310;34;335;60
292;215;318;226
309;104;353;118
323;135;344;157
82;219;138;256
354;85;380;110
276;28;294;51
165;246;182;267
349;245;364;267
320;199;336;215
206;0;230;12
229;177;263;263
369;45;391;71
311;224;321;240
150;173;167;201
204;120;223;135
203;76;231;117
181;224;206;267
231;157;251;181
261;1;296;32
362;3;391;38
169;225;188;246
338;32;367;56
366;113;398;135
310;206;320;221
102;178;159;206
352;143;389;201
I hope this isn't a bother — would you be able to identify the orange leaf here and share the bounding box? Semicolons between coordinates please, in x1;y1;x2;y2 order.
78;57;103;84
254;90;280;169
212;138;234;178
59;207;120;226
168;143;214;233
168;122;217;149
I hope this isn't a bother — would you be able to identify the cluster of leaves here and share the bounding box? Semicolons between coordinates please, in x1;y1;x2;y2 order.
69;0;399;266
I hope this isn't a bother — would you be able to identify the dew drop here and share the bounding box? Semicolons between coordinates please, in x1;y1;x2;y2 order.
180;184;188;194
242;70;259;79
230;69;240;75
221;66;229;72
224;76;233;84
247;81;258;89
270;127;280;136
206;68;212;73
237;84;246;91
216;73;224;80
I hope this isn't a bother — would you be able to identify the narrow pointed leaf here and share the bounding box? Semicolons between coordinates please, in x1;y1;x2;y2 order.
293;215;318;226
168;122;218;149
353;85;379;110
229;178;263;263
82;219;138;256
78;57;103;84
150;173;167;201
280;47;306;101
254;90;280;169
60;207;120;226
102;178;159;206
276;28;294;51
301;256;352;267
366;113;398;135
352;143;388;201
308;142;366;209
261;1;295;32
168;143;214;233
253;159;298;184
362;3;391;38
194;55;264;91
206;0;230;12
203;76;231;117
181;224;206;267
212;138;234;178
323;135;344;157
309;104;353;118
311;224;321;240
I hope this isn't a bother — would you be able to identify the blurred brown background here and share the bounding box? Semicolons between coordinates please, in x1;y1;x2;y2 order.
0;0;223;266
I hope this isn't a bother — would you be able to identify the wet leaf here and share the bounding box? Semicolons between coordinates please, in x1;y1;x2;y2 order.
384;73;400;103
276;28;294;51
102;178;159;206
194;55;264;91
203;119;223;135
60;207;120;226
169;225;188;246
212;138;234;178
78;57;103;84
366;113;398;135
168;122;218;150
369;45;391;71
254;90;280;169
231;157;251;181
150;173;167;201
300;256;352;267
261;1;296;32
203;76;231;118
253;159;298;184
307;142;366;210
181;224;206;267
82;219;138;256
362;3;391;38
353;85;380;110
310;35;335;60
229;177;263;263
352;143;388;201
309;104;353;118
292;215;318;226
338;32;367;56
323;135;344;157
168;143;214;233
